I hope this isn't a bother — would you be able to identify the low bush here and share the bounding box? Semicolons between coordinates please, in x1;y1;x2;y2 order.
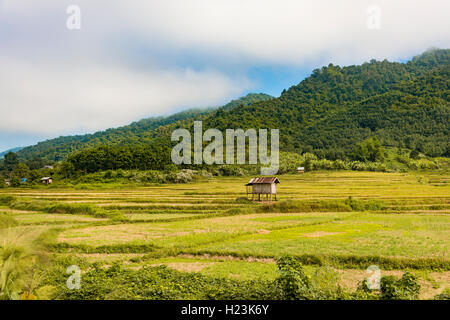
380;272;421;300
36;253;430;300
276;255;312;299
344;196;386;211
43;262;282;300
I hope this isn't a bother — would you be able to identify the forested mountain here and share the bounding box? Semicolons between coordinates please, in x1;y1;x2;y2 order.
14;49;450;165
0;147;23;159
196;48;450;158
16;93;273;162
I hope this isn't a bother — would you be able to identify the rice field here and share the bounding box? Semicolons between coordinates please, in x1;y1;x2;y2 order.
0;171;449;299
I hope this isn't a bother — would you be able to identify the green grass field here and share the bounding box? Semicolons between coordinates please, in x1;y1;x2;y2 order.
1;171;449;299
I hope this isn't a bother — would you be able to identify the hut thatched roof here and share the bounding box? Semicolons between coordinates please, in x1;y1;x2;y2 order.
245;177;280;186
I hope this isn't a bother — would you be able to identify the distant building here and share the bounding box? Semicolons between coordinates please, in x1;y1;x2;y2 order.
43;165;54;170
297;167;305;174
41;177;53;185
245;177;280;202
4;179;10;186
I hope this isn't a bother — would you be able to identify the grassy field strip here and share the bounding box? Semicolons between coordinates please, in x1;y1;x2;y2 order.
188;213;449;261
56;212;356;247
12;213;106;225
55;211;449;263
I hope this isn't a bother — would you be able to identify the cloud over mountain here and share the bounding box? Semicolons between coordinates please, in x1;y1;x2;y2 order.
0;0;449;140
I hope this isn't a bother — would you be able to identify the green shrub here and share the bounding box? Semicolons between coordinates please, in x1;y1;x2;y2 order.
215;165;245;177
380;272;420;300
276;255;311;300
9;176;21;188
409;149;420;159
344;196;386;211
275;255;350;300
44;263;282;300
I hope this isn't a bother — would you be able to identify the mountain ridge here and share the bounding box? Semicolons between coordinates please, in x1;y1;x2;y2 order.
16;93;273;161
0;147;24;159
14;49;450;162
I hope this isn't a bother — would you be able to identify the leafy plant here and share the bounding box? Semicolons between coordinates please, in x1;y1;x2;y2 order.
276;255;311;299
380;272;421;300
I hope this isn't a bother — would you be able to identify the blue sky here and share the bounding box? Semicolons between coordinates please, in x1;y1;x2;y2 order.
0;0;449;153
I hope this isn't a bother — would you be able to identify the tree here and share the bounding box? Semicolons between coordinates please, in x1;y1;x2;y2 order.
352;137;385;162
9;176;21;188
11;163;31;180
409;149;420;159
25;157;46;170
29;170;41;183
58;162;76;178
3;152;18;172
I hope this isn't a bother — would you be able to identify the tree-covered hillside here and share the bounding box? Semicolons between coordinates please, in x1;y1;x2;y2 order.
0;147;23;159
13;49;450;165
197;48;449;158
16;93;273;162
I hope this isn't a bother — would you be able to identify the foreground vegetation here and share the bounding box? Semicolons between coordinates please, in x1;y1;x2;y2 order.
0;171;448;300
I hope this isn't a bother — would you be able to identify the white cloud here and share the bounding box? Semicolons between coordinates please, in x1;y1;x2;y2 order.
0;58;247;134
0;0;449;136
99;0;450;65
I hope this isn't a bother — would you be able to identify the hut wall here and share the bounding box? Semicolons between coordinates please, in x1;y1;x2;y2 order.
253;184;273;194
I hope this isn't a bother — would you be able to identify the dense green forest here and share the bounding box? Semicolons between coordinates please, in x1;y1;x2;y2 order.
137;48;450;161
2;49;449;178
197;49;449;159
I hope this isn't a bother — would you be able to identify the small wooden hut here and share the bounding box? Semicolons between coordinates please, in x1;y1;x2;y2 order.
297;167;305;174
246;177;280;202
41;177;53;185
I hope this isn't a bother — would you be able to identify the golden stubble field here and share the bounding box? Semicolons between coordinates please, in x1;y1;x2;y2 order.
1;171;449;298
